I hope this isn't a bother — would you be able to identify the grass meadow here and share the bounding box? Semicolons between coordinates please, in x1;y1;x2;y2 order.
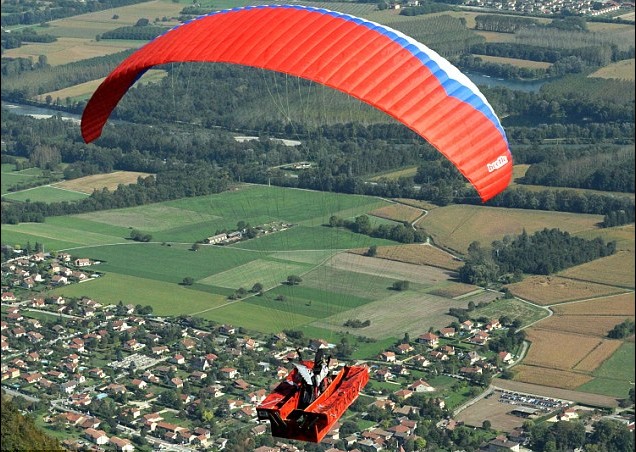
2;186;89;203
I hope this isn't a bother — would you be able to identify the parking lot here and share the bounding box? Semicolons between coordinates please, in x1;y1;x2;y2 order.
455;389;571;431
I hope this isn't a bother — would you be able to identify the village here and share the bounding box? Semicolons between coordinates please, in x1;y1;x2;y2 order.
0;251;623;451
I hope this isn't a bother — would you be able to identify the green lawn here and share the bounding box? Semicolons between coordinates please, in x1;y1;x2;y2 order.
75;243;261;284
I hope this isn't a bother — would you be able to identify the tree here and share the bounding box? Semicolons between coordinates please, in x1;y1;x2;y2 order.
181;277;194;286
392;280;409;291
287;275;302;285
366;245;378;257
251;282;264;294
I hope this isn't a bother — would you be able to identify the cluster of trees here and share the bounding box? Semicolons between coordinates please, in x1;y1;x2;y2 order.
473;14;539;33
343;319;371;328
518;145;634;193
129;229;152;242
328;214;426;244
397;3;451;15
2;50;132;100
607;319;635;339
528;418;633;452
1;28;57;50
458;228;616;286
1;55;49;77
456;54;586;80
469;41;632;67
99;22;168;41
602;209;635;228
0;396;64;451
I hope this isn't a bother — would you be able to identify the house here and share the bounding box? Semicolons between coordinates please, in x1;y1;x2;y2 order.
469;331;490;345
85;428;109;445
309;338;329;350
460;366;483;377
487;437;520;451
380;351;396;362
74;258;91;267
498;351;513;364
171;354;186;365
461;319;475;332
170;377;184;389
396;343;414;354
60;380;78;394
206;233;228;244
439;327;456;337
131;379;147;390
1;292;16;302
219;324;236;335
466;350;483;364
417;332;439;347
110;436;134;452
408;379;435;393
220;367;238;379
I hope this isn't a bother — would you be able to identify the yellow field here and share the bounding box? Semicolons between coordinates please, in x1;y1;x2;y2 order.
475;55;551;69
589;59;636;81
54;171;152;194
524;329;603;370
429;283;481;299
3;0;183;66
551;293;635;316
506;275;627;305
574;340;623;372
2;37;143;67
419;205;603;255
393;198;439;211
369;166;418;181
559;251;635;289
512;365;593;390
349;243;463;271
36;70;167;102
511;164;530;182
370;203;424;223
535;315;634;338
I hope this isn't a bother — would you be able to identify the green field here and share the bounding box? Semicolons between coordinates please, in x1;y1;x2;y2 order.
8;185;475;341
2;186;89;203
1;165;63;196
50;272;229;316
576;342;636;398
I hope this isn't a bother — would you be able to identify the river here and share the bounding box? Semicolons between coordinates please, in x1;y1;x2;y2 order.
466;72;549;92
2;101;82;123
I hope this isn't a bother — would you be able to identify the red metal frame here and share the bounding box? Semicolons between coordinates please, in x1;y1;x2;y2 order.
257;362;369;442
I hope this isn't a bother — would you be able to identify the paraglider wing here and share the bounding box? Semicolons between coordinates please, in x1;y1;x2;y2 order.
81;5;512;201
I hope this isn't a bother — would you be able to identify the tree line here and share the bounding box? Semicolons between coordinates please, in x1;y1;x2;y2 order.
0;0;152;26
327;214;426;244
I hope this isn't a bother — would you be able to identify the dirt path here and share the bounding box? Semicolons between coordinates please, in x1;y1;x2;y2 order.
492;378;619;408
